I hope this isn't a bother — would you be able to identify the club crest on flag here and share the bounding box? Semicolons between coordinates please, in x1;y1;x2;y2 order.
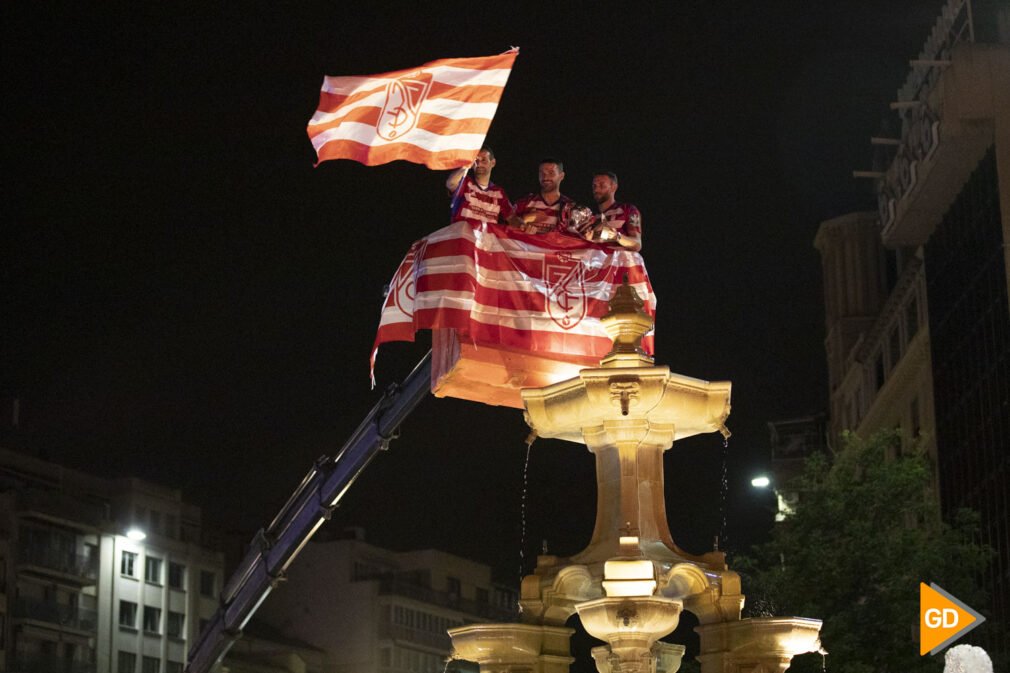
377;72;433;141
545;254;587;330
394;241;425;318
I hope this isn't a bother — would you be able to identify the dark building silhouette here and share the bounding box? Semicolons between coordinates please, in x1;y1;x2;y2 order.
814;0;1009;659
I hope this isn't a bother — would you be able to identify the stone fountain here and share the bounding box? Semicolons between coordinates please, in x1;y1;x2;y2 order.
450;280;823;673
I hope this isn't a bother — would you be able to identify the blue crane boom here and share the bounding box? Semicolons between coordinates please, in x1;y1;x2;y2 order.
186;352;433;673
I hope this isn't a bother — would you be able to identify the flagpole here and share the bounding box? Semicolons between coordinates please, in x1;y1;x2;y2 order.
448;164;471;218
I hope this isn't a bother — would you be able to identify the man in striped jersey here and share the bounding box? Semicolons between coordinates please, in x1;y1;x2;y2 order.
513;158;573;234
446;147;514;227
585;170;643;252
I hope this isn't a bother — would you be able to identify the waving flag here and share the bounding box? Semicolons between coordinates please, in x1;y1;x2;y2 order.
308;50;518;170
372;221;656;380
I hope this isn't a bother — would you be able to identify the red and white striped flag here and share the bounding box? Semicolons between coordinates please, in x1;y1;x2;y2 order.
308;50;518;170
372;221;656;378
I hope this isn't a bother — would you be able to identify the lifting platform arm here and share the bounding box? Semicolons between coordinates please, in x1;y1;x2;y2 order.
186;352;432;673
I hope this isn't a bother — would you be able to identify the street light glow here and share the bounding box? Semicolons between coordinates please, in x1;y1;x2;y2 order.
751;475;771;488
126;528;147;541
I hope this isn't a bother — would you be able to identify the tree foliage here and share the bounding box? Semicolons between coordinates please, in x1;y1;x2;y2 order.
734;431;991;673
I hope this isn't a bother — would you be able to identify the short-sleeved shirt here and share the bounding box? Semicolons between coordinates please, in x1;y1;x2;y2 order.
450;176;514;227
514;193;574;234
597;202;643;239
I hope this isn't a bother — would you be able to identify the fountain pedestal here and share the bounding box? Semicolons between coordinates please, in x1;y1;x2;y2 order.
450;281;822;673
577;595;683;673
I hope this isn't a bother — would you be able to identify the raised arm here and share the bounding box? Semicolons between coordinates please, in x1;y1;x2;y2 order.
446;166;469;194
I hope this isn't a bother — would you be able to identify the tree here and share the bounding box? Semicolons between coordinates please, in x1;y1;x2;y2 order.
734;431;992;673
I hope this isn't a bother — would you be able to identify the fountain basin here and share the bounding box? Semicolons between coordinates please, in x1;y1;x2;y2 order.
695;616;823;658
449;624;575;666
576;596;683;651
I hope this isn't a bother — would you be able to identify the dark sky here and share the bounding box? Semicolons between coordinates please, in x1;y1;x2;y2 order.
2;2;940;581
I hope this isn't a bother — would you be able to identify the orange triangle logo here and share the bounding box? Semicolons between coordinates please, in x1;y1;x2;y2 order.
920;582;985;655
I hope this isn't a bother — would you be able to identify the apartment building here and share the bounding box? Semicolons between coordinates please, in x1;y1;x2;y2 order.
0;447;225;673
255;531;515;673
814;0;1009;657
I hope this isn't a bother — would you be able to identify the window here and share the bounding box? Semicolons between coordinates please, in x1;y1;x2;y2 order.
119;601;138;628
145;556;162;584
906;296;919;339
199;570;215;597
166;662;183;673
873;353;885;391
888;327;901;368
118;651;137;673
84;543;98;574
475;587;489;603
165;514;178;539
168;562;185;589
143;606;161;633
167;611;185;638
121;551;137;577
446;576;461;603
142;656;160;673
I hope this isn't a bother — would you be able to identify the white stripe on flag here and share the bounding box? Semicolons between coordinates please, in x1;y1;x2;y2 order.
310;122;488;153
322;66;513;94
309;96;502;128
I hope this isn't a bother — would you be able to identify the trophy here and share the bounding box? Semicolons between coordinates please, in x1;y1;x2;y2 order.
564;203;596;235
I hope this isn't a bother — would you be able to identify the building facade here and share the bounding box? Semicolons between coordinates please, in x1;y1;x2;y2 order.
814;0;1009;657
0;447;225;673
255;532;515;673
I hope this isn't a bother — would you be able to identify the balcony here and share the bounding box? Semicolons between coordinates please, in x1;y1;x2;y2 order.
379;622;452;650
13;654;96;673
13;597;98;633
15;489;105;530
377;579;517;622
18;545;98;584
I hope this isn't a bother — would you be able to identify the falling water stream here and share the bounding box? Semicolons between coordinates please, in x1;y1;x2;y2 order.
519;434;536;589
718;436;729;550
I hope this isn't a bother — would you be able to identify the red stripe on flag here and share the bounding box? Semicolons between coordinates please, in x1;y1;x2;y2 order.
308;109;495;142
315;85;387;113
427;82;512;103
313;140;481;170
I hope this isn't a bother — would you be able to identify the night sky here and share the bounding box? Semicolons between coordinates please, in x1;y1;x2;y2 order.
3;2;940;583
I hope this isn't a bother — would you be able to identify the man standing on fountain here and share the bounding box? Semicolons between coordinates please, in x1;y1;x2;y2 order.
586;170;642;252
512;158;574;234
446;147;515;227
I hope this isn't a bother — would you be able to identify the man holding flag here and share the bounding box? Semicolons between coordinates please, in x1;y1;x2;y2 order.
445;147;514;227
304;50;656;383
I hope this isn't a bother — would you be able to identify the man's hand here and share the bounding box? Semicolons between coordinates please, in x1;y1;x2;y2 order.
592;225;619;243
509;212;550;234
445;165;469;192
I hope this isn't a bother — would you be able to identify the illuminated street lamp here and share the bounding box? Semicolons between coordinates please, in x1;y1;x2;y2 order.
751;475;771;489
126;527;147;541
